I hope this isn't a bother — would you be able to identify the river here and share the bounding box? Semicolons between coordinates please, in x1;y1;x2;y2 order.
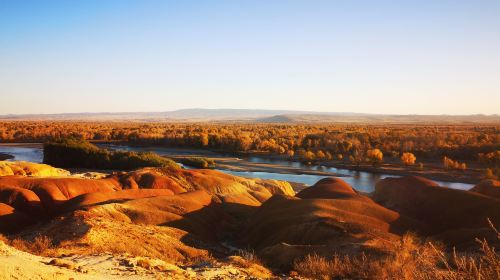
0;143;474;192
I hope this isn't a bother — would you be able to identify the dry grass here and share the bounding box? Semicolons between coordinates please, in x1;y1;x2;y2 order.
293;229;499;280
7;235;53;255
435;219;500;280
228;249;272;278
87;234;215;266
237;249;263;267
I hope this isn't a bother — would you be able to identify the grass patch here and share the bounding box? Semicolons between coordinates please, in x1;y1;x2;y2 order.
177;157;216;169
236;249;263;267
44;138;180;170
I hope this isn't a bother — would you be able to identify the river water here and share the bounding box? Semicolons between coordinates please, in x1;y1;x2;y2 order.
0;145;44;163
0;144;474;192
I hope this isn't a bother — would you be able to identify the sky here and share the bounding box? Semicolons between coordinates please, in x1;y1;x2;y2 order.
0;0;499;115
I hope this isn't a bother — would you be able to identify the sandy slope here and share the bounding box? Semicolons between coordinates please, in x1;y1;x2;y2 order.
1;240;273;279
1;240;101;280
0;240;170;279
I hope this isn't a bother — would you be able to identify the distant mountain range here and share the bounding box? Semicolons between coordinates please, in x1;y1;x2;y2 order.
1;108;499;123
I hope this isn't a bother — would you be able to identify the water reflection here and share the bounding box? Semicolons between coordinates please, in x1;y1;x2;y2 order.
234;156;473;191
220;170;391;193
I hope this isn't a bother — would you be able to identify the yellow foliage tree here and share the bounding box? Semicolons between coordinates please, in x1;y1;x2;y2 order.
401;152;416;165
304;151;316;162
200;133;209;147
366;149;383;165
316;150;326;160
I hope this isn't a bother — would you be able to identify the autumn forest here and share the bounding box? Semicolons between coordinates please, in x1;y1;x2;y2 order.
1;121;498;178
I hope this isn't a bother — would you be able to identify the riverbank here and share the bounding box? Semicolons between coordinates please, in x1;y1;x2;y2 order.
0;143;477;190
170;155;348;177
233;150;483;185
105;144;481;184
321;161;481;184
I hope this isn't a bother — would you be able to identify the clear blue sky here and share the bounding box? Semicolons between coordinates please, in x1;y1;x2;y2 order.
1;0;499;115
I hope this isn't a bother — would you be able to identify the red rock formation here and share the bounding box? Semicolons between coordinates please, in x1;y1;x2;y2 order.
0;176;121;212
115;169;186;193
61;188;175;212
0;185;42;214
296;177;372;202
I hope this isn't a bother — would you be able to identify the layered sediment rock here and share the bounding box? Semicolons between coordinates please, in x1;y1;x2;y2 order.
0;164;294;234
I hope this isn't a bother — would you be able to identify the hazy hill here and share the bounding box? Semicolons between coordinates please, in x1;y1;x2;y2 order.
1;109;499;123
0;109;304;122
256;113;500;123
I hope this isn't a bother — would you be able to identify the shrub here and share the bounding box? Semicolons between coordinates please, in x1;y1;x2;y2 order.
9;235;53;255
44;138;179;170
237;249;263;267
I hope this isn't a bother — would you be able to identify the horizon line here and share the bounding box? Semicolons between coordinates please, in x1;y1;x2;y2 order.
0;108;499;117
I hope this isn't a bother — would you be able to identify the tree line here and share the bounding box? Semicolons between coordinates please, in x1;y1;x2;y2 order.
1;121;498;176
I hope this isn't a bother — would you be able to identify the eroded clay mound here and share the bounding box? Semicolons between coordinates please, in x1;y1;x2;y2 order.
16;191;219;264
0;184;42;214
114;169;186;193
0;172;176;233
163;168;294;206
85;190;222;241
60;188;175;212
0;176;121;212
0;161;70;177
241;193;409;250
296;177;371;202
112;168;294;207
239;187;420;269
374;176;500;244
0;165;295;234
470;180;500;199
